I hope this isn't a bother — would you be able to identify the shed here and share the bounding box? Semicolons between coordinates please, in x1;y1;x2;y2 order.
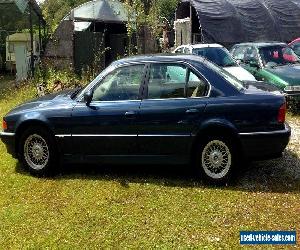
45;0;131;74
6;33;40;71
0;0;46;75
175;0;300;48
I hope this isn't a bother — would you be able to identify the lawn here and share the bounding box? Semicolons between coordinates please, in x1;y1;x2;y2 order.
0;79;299;249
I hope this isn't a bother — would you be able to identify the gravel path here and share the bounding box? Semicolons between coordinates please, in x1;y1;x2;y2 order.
238;116;300;191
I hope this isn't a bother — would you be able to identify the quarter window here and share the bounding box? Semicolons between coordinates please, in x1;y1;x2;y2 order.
92;64;144;101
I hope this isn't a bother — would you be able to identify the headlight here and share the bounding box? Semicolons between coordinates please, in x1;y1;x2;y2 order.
284;85;300;92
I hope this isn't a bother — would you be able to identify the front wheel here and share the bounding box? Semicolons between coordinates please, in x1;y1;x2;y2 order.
196;137;236;184
19;127;58;176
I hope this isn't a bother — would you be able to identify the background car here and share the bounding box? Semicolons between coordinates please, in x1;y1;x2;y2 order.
288;38;300;57
173;44;256;81
0;55;290;184
230;42;300;102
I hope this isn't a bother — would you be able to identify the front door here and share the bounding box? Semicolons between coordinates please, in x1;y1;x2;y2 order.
71;64;146;160
137;63;208;163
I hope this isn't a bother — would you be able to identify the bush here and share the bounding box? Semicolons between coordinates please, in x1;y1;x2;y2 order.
32;60;95;96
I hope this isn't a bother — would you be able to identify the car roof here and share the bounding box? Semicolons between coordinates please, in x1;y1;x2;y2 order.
175;43;224;49
113;54;206;66
191;43;224;49
233;42;287;48
289;38;300;44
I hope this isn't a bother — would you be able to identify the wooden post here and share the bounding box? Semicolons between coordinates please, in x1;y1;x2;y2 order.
29;1;34;77
38;18;42;52
190;3;192;44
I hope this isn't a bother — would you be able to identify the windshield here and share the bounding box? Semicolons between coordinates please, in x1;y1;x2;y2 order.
192;47;238;67
259;45;300;67
204;59;244;91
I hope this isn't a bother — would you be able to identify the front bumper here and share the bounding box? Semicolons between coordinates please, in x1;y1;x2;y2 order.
0;131;17;158
239;123;291;160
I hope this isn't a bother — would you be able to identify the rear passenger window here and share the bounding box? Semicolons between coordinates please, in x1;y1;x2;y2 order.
147;63;208;99
148;64;186;99
187;71;207;97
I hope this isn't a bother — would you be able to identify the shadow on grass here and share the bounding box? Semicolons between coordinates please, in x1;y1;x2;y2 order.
15;149;300;194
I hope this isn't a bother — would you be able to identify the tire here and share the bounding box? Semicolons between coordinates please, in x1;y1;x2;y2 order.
19;126;59;176
195;136;237;185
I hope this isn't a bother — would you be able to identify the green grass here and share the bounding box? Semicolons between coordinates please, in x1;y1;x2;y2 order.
0;80;299;249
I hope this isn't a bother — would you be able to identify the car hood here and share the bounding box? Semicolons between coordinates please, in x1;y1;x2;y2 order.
7;89;76;115
223;66;257;81
243;81;283;95
265;64;300;85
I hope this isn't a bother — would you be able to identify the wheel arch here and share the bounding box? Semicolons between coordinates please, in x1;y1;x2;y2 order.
191;119;243;162
15;119;56;157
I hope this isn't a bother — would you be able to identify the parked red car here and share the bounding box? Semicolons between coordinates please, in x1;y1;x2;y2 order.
288;38;300;57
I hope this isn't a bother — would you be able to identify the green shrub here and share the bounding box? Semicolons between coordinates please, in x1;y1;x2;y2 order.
32;61;94;95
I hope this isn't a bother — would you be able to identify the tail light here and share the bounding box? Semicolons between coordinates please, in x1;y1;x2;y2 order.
2;119;7;131
277;103;286;123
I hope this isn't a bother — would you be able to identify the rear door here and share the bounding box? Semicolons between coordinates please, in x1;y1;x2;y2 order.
137;62;209;162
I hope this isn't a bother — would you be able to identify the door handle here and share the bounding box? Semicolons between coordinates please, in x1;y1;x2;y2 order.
186;109;199;114
125;111;136;118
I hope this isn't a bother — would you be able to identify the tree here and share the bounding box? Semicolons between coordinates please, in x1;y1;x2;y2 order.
124;0;179;54
41;0;89;32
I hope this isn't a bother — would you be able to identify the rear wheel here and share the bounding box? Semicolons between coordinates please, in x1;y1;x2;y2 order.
196;136;237;184
19;127;58;176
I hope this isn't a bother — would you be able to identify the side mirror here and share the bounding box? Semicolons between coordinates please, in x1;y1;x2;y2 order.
83;90;93;106
249;60;260;69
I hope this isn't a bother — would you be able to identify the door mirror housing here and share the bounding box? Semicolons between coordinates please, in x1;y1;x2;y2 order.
83;90;93;106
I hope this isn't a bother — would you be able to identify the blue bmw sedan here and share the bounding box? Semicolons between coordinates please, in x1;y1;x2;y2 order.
0;55;291;184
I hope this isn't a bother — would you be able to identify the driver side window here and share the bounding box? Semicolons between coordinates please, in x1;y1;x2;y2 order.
92;65;145;101
244;46;259;63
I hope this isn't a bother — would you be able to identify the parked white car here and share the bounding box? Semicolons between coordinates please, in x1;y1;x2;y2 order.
173;44;256;81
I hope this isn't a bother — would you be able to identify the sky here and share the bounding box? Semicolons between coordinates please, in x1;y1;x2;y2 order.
35;0;45;4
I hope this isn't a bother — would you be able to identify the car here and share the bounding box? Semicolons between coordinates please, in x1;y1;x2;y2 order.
0;55;291;184
173;44;257;81
230;42;300;102
288;38;300;57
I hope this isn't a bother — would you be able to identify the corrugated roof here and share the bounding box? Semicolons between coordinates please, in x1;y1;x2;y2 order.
65;0;130;23
180;0;300;44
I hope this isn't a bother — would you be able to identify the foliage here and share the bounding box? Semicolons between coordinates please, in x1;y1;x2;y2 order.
41;0;89;32
157;0;179;21
41;0;179;34
0;4;40;32
31;60;95;95
123;0;178;54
